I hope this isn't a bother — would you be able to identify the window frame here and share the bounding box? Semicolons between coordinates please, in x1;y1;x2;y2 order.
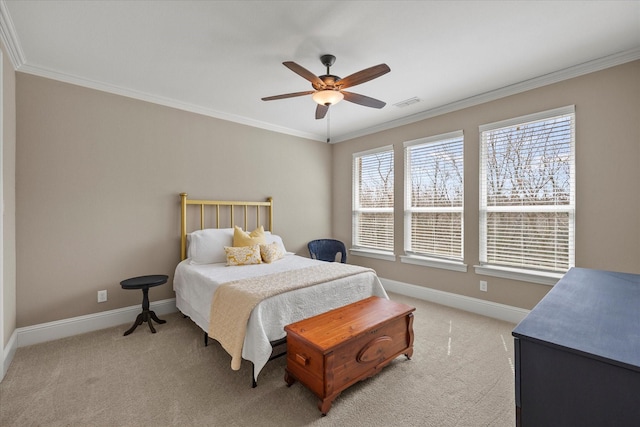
401;131;467;272
351;145;396;261
475;105;576;285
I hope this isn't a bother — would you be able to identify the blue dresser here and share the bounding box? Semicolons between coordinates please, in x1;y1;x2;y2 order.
512;267;640;427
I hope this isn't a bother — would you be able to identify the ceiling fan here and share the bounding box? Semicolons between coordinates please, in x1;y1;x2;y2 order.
261;54;391;120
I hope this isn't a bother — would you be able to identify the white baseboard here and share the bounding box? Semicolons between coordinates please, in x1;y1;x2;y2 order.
11;283;527;349
4;282;526;379
381;278;529;324
2;329;17;381
16;298;177;348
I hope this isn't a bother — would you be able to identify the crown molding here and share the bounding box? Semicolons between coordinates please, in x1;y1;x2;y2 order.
17;63;325;142
332;47;640;143
28;46;635;145
0;0;25;69
2;1;638;145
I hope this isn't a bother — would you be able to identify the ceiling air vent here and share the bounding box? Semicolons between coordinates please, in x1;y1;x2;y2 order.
393;97;420;108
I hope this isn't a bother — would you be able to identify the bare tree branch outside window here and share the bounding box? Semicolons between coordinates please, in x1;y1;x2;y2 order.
481;111;575;272
405;134;464;260
354;149;394;251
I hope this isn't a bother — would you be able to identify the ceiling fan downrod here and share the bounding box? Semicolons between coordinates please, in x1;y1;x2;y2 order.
320;54;336;75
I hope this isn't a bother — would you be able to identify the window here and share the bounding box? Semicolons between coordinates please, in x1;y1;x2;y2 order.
479;106;575;277
403;131;464;266
352;146;394;258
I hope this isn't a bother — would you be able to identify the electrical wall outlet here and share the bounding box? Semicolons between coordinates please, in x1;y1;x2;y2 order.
480;281;488;292
97;290;107;303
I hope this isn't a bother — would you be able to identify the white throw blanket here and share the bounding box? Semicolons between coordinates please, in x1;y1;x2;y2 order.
208;263;375;370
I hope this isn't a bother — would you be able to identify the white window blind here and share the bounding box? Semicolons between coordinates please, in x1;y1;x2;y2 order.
479;106;575;273
404;131;464;261
353;146;394;252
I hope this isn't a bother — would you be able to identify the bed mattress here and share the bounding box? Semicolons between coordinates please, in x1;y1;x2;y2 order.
173;254;388;380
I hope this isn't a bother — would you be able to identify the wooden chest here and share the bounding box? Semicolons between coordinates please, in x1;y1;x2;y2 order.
284;296;415;415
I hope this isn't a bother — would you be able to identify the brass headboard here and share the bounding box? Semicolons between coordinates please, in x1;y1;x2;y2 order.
180;193;274;261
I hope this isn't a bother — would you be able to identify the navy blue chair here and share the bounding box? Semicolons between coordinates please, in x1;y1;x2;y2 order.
308;239;347;263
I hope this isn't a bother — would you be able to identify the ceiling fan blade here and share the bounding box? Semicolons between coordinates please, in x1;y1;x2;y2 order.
283;61;325;88
337;64;390;89
261;91;315;101
342;91;386;109
316;104;329;120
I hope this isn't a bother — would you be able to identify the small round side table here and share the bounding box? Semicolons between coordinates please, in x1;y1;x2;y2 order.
120;274;168;336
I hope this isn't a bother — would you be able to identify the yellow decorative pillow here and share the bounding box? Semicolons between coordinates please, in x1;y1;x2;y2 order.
260;242;284;263
233;225;266;247
224;245;262;266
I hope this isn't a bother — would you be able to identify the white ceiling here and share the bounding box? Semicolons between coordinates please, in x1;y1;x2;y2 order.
2;1;639;143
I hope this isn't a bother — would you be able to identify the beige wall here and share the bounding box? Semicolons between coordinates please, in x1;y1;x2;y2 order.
2;40;17;348
333;60;640;310
13;60;640;327
16;74;332;327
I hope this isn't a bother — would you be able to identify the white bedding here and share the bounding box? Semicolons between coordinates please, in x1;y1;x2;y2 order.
173;254;388;380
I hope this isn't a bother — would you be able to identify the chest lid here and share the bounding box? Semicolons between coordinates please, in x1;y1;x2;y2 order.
285;296;415;352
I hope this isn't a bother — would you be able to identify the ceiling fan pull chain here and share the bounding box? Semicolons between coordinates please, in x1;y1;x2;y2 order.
326;110;331;143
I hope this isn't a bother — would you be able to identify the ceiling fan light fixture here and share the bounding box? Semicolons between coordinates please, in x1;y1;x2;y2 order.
312;90;344;106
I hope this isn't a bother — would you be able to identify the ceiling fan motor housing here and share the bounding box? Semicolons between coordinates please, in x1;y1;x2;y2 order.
314;55;341;90
313;75;341;91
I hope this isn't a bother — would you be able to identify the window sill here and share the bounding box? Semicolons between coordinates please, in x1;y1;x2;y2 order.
349;248;396;262
400;255;467;272
474;265;563;286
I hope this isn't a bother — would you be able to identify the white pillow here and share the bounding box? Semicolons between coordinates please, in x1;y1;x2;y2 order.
188;228;234;264
264;231;287;254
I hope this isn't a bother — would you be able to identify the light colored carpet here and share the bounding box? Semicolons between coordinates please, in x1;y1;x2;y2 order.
0;293;516;426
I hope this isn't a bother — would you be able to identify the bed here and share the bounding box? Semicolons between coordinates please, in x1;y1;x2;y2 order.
173;193;388;385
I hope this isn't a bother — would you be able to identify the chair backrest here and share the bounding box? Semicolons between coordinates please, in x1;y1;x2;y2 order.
308;239;347;263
